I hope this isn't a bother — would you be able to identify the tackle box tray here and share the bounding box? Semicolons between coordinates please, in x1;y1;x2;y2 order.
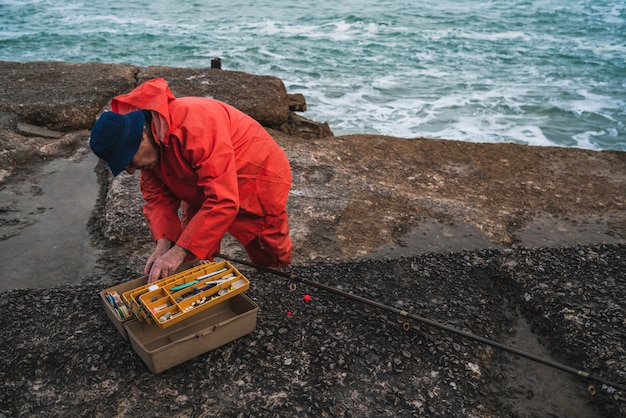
122;261;249;328
99;260;198;339
125;293;259;373
100;276;148;340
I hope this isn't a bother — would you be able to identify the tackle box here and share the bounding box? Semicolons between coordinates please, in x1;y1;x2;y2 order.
121;261;249;328
100;260;258;373
125;293;258;373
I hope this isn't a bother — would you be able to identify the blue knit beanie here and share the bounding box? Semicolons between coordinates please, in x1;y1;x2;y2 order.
89;111;145;176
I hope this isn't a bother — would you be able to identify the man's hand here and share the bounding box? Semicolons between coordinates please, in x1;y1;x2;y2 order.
144;238;171;276
145;239;188;283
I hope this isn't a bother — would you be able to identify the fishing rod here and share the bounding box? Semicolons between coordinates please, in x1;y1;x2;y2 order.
217;254;626;393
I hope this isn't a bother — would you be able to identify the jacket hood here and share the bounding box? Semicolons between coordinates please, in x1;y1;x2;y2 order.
111;78;176;142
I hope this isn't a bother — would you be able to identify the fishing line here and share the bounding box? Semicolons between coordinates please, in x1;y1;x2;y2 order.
217;254;626;393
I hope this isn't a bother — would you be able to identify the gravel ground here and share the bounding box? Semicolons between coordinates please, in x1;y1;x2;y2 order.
1;244;624;417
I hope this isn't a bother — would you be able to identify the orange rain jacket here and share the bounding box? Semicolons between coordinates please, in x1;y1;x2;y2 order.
111;78;292;260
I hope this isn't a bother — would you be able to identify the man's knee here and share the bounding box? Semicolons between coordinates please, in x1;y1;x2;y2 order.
246;232;292;267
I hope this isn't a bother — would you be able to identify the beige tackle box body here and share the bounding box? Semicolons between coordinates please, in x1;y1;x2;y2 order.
124;293;258;373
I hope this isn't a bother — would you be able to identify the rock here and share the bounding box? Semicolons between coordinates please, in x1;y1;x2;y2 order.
288;93;307;112
0;61;318;133
137;66;291;127
16;122;63;139
0;112;18;130
0;61;138;131
276;113;333;139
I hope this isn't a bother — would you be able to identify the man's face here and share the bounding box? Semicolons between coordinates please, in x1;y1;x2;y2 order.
125;130;159;174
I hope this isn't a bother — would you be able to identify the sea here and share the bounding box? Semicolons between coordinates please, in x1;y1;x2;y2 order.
1;0;625;151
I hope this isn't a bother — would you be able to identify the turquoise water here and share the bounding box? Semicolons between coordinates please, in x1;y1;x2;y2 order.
1;0;625;150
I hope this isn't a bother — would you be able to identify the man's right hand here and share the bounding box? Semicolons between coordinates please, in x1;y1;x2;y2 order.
147;245;187;283
144;238;171;278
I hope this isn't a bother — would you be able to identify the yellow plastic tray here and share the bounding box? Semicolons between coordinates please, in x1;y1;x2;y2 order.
122;261;249;328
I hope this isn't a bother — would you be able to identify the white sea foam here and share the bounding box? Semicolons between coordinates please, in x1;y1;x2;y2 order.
572;130;621;150
459;31;533;42
566;90;622;116
426;115;553;147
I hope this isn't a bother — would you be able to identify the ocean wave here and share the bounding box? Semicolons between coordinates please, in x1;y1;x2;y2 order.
0;0;624;150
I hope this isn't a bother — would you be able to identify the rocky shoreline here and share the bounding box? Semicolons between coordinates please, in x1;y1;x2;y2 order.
0;61;625;417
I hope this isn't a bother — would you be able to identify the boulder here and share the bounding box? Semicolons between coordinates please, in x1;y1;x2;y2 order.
0;61;138;131
0;61;323;133
137;66;291;127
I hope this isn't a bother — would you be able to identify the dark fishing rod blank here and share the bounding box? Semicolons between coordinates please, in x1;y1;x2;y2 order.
217;254;626;393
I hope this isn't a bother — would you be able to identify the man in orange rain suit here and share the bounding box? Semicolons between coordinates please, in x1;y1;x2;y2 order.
89;78;292;282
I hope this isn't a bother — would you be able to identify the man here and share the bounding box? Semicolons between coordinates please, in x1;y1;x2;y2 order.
90;78;292;283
